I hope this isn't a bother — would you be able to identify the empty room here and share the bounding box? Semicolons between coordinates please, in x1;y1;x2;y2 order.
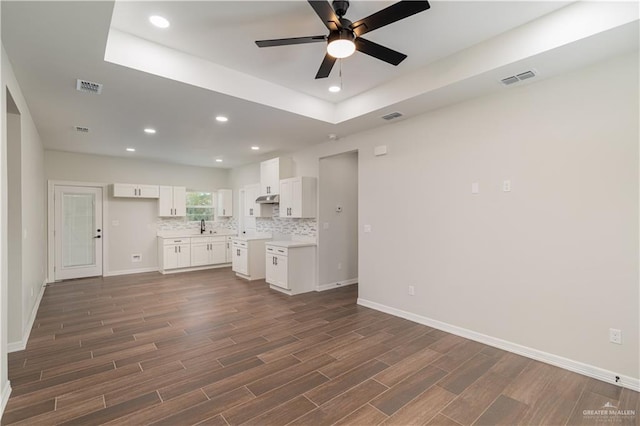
0;1;638;425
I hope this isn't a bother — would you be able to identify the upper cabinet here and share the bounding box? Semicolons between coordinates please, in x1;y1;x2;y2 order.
159;186;186;217
216;189;233;217
260;157;293;196
244;184;272;218
279;177;317;218
112;183;159;198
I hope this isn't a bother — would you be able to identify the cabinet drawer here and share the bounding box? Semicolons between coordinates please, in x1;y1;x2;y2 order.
266;246;288;257
190;236;211;243
210;236;226;243
163;238;190;245
232;240;248;249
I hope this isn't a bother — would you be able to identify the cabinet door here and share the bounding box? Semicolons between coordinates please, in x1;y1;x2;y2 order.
244;184;257;217
260;159;278;196
225;239;232;263
232;247;248;275
265;253;277;285
190;242;211;267
217;189;233;217
173;187;186;216
113;183;138;197
279;179;292;217
158;186;174;216
163;245;178;269
273;255;289;289
138;185;160;198
177;244;191;268
210;242;226;264
290;178;303;217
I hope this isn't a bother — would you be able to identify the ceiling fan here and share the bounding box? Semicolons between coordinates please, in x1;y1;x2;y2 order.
255;0;431;79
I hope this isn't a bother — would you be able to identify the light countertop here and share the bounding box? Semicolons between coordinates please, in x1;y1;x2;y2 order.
267;240;317;248
232;233;273;241
157;230;237;238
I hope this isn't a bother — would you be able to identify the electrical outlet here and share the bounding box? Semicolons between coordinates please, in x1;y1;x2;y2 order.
471;182;479;194
503;180;512;192
408;286;415;296
337;263;342;270
609;328;622;344
131;254;142;263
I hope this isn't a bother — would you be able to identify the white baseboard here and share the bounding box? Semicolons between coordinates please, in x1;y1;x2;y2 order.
8;280;46;353
160;263;231;275
104;267;160;277
316;278;358;292
357;298;640;392
0;381;11;420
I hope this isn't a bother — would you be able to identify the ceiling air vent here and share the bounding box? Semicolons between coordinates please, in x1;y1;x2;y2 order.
500;70;537;86
76;79;103;94
74;126;90;133
382;111;403;121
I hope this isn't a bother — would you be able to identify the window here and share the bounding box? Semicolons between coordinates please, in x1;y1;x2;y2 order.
186;191;214;221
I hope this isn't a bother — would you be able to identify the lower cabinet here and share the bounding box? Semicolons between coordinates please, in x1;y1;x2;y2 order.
226;236;233;263
231;238;269;280
158;235;232;273
160;239;191;271
191;237;226;267
265;244;316;295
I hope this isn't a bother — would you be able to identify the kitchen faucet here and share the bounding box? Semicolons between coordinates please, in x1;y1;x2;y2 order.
200;219;206;234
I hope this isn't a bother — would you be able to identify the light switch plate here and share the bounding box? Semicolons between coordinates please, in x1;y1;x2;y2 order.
471;182;479;194
364;225;372;233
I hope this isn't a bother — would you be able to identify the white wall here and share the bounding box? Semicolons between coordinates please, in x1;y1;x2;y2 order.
6;109;20;344
234;52;639;383
44;151;230;274
318;152;358;287
0;3;9;413
2;47;47;352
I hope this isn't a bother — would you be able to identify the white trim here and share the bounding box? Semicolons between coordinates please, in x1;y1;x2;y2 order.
104;267;159;277
316;278;358;292
0;381;12;420
158;263;231;275
357;298;640;392
8;280;46;353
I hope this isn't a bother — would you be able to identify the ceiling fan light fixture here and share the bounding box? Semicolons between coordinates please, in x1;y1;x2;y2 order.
327;30;355;59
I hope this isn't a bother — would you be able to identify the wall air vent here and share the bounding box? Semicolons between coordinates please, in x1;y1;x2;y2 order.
76;79;103;94
74;126;90;133
500;70;537;86
381;111;403;121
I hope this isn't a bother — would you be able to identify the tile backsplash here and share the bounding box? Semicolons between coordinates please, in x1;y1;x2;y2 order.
156;205;317;237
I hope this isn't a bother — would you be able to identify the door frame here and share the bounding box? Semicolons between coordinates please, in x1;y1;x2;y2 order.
47;180;109;282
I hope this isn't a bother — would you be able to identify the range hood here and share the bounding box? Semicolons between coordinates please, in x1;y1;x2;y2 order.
255;194;279;204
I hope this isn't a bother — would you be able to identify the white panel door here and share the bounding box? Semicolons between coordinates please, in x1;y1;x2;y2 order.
54;185;103;280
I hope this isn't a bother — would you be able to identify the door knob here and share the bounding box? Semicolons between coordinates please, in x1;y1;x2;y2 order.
94;235;101;238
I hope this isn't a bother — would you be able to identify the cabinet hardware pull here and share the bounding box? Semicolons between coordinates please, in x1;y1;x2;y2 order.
178;246;181;253
174;246;177;253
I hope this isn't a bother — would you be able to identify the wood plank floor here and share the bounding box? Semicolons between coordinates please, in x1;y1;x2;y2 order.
2;268;638;425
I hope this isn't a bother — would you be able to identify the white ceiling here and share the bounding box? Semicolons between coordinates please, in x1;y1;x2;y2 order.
2;1;638;168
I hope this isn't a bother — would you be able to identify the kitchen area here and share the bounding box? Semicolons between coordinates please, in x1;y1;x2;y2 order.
152;156;319;296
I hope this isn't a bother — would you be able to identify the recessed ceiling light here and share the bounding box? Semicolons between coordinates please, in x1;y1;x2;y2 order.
144;128;156;134
251;146;260;151
215;158;223;163
328;85;341;93
126;148;136;152
215;116;228;123
149;15;170;29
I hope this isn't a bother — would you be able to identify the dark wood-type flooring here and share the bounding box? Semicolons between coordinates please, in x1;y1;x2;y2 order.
2;268;638;425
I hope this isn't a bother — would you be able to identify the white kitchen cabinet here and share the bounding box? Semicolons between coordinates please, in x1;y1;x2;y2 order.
232;237;269;280
260;157;293;196
159;186;186;217
216;189;233;217
113;183;159;198
244;184;272;218
265;243;316;295
279;177;317;218
225;236;233;262
158;237;191;272
191;236;227;267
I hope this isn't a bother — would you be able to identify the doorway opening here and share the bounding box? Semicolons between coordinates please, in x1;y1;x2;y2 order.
318;151;359;292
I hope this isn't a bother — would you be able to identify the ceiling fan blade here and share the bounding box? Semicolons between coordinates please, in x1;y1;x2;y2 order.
315;53;337;79
355;37;407;66
255;35;326;48
308;0;341;31
351;1;430;37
